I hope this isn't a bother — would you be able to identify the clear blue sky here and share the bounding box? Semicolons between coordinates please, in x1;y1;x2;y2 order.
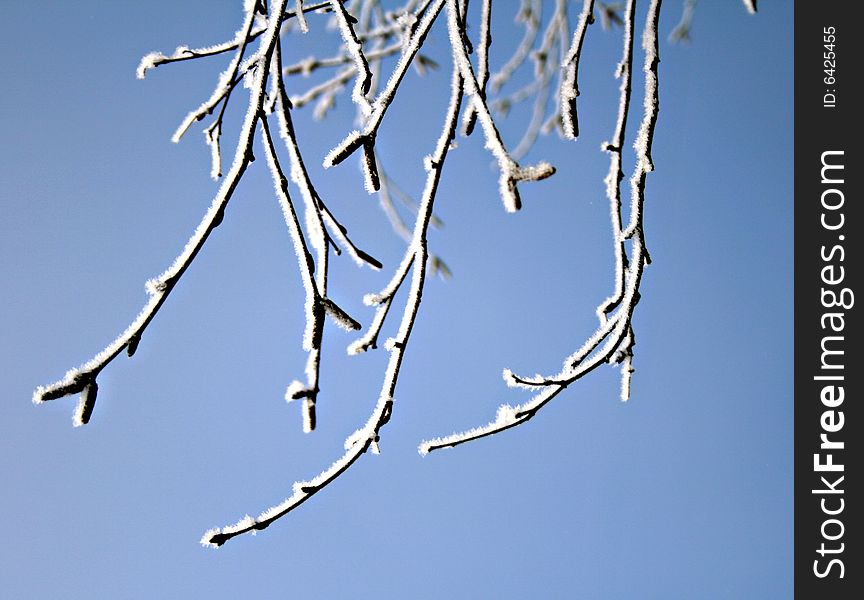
1;1;792;598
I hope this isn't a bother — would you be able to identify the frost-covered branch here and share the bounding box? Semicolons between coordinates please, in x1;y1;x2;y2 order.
598;0;635;320
420;0;662;454
203;53;466;548
509;0;568;158
446;0;555;212
323;0;446;180
269;38;374;431
37;0;762;546
290;66;357;108
668;0;696;44
170;2;259;158
328;0;374;114
283;41;404;76
34;0;291;424
460;0;491;136
136;1;332;78
560;0;595;139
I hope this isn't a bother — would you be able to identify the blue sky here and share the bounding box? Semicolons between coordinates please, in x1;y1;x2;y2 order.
1;1;792;598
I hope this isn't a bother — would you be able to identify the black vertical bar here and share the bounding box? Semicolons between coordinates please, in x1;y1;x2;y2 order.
795;1;860;597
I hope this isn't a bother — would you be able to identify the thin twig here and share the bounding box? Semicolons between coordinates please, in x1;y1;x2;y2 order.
460;0;491;135
446;0;555;212
420;0;663;454
560;0;595;139
597;0;635;321
136;1;333;78
35;0;291;424
328;0;374;114
323;0;446;177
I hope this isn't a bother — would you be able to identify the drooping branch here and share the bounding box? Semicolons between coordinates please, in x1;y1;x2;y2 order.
202;54;466;548
460;0;491;136
270;38;374;431
323;0;446;179
446;0;555;213
260;112;327;433
560;0;595;139
328;0;374;114
509;0;568;159
36;0;763;548
34;0;291;425
598;0;635;321
420;0;662;454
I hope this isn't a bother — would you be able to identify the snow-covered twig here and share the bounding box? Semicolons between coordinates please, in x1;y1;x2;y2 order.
38;0;762;547
446;0;555;213
420;0;662;454
283;41;404;76
172;2;259;180
597;0;635;321
460;0;491;136
203;52;466;548
323;0;446;179
328;0;374;114
560;0;595;139
35;0;292;423
270;39;374;430
510;0;568;158
668;0;696;44
136;1;333;78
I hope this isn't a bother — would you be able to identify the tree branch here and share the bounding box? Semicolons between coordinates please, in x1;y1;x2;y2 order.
420;0;662;453
203;51;466;548
560;0;595;139
35;0;292;424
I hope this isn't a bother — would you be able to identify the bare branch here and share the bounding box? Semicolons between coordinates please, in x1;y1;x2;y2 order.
136;1;333;78
203;52;466;548
35;0;290;422
598;0;635;320
323;0;446;180
328;0;374;114
420;0;663;453
446;0;555;212
460;0;491;135
560;0;595;139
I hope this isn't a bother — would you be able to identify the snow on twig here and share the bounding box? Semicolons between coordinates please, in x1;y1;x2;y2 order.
35;0;291;422
203;47;467;548
560;0;595;139
420;0;662;453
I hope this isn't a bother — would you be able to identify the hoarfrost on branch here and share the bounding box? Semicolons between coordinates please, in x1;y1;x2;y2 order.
35;0;756;545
